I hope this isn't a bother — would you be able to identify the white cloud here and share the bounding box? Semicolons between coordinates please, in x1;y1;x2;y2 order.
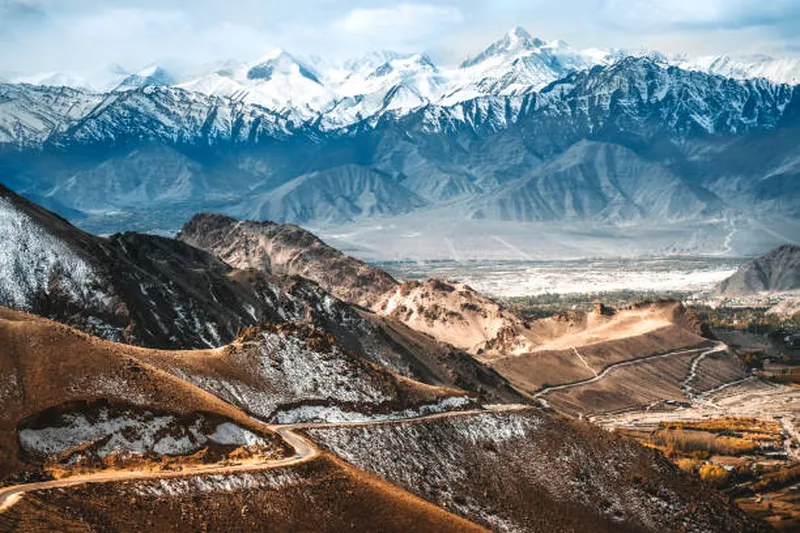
600;0;799;29
334;3;463;41
1;0;799;77
603;0;727;26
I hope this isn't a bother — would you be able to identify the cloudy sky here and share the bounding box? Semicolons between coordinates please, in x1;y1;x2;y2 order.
2;0;799;76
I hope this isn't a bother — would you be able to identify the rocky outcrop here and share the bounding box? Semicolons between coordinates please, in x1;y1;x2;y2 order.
374;279;537;357
716;245;800;295
178;213;399;308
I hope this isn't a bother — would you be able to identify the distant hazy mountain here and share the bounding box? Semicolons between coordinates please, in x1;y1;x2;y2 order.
716;245;800;295
679;54;800;86
114;65;177;91
232;165;427;225
469;141;719;222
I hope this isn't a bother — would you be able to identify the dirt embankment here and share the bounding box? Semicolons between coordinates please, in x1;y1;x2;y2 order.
1;454;486;533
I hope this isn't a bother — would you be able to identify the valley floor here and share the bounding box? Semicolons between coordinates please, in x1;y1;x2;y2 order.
317;216;800;264
592;379;800;530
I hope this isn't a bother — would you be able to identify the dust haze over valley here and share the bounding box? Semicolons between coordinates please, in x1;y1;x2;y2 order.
1;2;800;532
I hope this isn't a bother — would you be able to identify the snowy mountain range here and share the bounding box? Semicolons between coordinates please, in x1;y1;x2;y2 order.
1;27;799;258
8;26;799;126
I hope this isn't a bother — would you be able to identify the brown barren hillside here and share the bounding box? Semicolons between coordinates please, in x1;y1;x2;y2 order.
177;212;748;417
375;279;538;356
176;215;542;357
1;455;487;533
0;307;290;482
307;409;769;533
484;301;750;414
492;302;714;391
0;308;465;482
141;322;470;423
178;213;399;308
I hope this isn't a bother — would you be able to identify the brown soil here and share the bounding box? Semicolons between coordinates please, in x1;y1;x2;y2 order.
544;351;699;415
0;307;293;482
493;329;716;401
0;309;462;483
306;410;769;533
0;454;486;533
488;302;745;414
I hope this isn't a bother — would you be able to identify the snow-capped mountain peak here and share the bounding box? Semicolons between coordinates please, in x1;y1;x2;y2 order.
461;26;546;68
368;54;438;79
246;50;322;84
343;51;412;72
6;26;800;135
440;27;600;104
114;65;176;91
174;49;332;117
503;26;545;49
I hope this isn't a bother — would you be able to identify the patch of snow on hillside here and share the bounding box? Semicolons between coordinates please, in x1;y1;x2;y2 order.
132;470;303;498
272;395;471;424
169;329;396;420
18;408;268;459
208;423;264;446
19;411;180;458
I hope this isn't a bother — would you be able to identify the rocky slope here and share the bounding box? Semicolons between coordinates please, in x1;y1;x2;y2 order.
179;214;541;358
716;244;800;295
372;290;745;414
374;279;537;356
179;213;747;413
307;409;768;533
0;308;468;478
0;182;350;349
144;322;471;424
0;308;490;532
0;184;782;530
0;188;523;403
178;212;399;308
2;455;488;533
0;303;769;532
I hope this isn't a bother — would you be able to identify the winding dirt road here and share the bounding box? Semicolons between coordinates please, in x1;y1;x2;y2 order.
0;405;530;513
533;343;725;398
0;426;318;514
